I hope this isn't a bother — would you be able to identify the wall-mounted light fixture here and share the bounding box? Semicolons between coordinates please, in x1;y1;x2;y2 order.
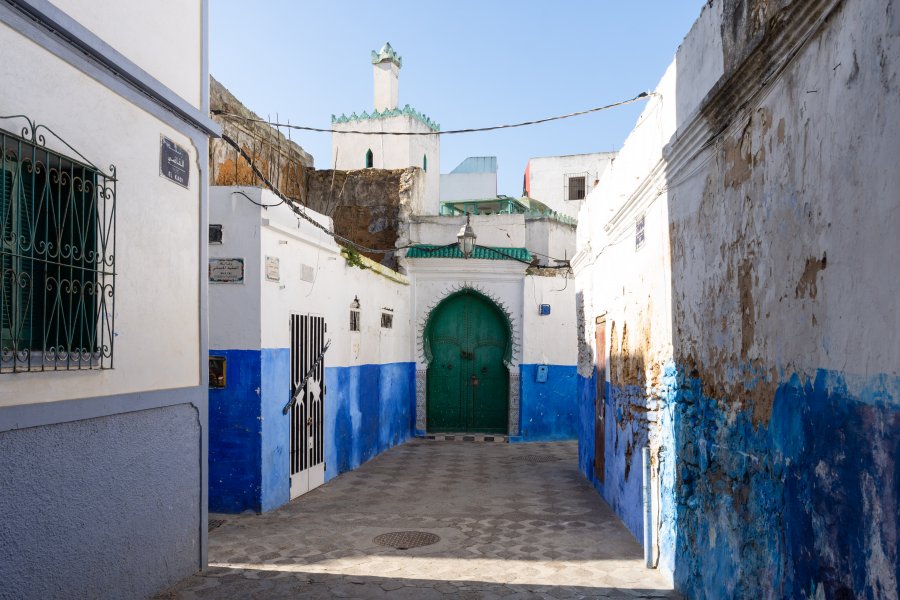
457;213;477;259
350;295;360;309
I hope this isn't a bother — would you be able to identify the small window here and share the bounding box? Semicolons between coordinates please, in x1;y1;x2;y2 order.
365;149;373;169
350;309;360;332
567;176;586;200
209;356;226;388
209;224;223;244
423;155;427;172
635;214;646;250
381;312;393;329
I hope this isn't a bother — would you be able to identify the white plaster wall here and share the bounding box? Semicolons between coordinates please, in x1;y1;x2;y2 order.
208;187;263;350
439;172;497;202
525;219;577;264
49;0;203;108
332;116;439;215
528;153;615;218
522;274;578;366
238;190;412;368
0;22;201;408
408;214;527;248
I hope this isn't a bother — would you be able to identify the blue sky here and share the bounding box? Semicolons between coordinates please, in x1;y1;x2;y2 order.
210;1;706;196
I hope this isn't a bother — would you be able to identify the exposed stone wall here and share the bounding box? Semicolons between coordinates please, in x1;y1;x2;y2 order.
305;167;423;269
209;76;313;201
576;0;900;597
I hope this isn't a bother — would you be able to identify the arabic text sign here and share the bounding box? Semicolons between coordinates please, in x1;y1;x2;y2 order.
160;136;190;188
209;258;244;283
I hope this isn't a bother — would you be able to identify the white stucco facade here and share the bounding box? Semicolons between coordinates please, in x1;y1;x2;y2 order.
526;152;616;218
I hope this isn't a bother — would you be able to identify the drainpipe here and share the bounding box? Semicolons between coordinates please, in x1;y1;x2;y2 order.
642;446;653;568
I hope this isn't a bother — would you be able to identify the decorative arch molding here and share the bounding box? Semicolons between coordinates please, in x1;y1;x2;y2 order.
416;282;521;368
414;281;522;437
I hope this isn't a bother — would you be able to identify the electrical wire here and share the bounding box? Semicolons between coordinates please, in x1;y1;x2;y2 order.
220;134;578;265
211;92;653;136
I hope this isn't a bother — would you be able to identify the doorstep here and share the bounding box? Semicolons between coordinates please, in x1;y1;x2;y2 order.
419;433;508;443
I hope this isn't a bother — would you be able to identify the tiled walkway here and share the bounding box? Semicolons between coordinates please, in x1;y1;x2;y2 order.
157;440;679;599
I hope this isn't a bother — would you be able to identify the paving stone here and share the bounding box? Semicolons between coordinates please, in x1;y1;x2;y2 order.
154;440;680;599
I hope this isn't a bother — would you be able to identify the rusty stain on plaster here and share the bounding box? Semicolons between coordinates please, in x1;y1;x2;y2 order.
795;253;827;299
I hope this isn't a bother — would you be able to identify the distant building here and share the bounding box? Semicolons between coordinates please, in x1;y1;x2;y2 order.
331;43;441;215
440;156;498;206
524;152;616;218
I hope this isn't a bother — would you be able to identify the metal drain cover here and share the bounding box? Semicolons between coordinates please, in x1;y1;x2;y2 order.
374;531;440;550
514;455;561;463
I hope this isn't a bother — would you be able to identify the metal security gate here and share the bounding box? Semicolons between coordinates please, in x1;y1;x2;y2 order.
289;314;326;499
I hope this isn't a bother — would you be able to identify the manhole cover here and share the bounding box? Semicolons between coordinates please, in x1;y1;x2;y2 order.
514;455;561;463
373;531;440;550
208;519;226;532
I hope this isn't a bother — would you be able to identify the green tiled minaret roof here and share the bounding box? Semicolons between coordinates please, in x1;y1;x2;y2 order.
371;42;402;68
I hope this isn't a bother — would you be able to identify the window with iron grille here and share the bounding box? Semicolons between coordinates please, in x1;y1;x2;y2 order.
350;309;360;332
635;214;646;250
381;312;393;329
1;118;116;373
565;174;587;201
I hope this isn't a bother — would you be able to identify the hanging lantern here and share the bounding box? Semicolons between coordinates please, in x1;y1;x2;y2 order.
456;213;477;259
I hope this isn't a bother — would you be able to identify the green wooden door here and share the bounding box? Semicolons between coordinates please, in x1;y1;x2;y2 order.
426;291;509;433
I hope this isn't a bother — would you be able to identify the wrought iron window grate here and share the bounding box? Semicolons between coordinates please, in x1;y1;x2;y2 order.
1;115;116;373
565;173;588;201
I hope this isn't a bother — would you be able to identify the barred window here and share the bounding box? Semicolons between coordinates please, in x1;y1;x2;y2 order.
350;309;360;332
381;312;393;329
1;120;115;373
635;214;645;250
565;173;588;201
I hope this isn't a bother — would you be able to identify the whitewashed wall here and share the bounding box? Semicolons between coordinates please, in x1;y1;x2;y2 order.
439;171;497;203
48;0;202;108
0;21;202;408
528;153;615;218
209;187;412;367
522;274;577;366
407;214;527;248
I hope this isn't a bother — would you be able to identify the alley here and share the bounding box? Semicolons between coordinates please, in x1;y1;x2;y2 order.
158;440;678;600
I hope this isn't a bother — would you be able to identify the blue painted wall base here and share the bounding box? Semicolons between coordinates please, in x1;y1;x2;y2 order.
516;364;579;442
209;351;415;514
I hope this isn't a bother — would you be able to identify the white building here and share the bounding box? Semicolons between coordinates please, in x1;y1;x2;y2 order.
525;152;616;218
207;187;414;513
0;1;217;598
332;43;441;215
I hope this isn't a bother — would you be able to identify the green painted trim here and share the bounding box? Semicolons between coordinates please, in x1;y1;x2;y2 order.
406;245;531;261
332;104;440;132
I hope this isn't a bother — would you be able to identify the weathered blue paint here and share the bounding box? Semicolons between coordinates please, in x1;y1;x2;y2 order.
575;368;645;542
323;362;415;481
259;348;290;512
671;367;900;599
579;363;900;598
211;355;417;512
517;364;579;441
576;370;598;484
208;349;263;513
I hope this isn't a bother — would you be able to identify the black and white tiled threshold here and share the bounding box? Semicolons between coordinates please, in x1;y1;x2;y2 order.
420;433;508;442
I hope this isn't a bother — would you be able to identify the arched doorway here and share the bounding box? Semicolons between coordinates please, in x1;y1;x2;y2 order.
424;290;510;433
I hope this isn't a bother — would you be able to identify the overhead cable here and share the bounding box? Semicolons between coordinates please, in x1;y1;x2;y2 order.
211;92;652;136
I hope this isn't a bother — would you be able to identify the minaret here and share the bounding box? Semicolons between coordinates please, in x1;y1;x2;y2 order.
372;42;401;112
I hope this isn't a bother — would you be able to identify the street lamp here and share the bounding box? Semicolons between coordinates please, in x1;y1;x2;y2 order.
456;213;477;259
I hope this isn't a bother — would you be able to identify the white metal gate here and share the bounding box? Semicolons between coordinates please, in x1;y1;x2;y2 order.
289;313;326;499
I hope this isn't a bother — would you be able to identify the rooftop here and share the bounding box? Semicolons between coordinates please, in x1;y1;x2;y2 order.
371;42;402;68
449;156;498;174
405;244;531;262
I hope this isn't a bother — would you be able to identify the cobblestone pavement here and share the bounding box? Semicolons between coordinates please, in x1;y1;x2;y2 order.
156;440;680;600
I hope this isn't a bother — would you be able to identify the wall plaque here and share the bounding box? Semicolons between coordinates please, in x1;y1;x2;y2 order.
265;256;280;282
209;258;244;283
160;136;190;188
